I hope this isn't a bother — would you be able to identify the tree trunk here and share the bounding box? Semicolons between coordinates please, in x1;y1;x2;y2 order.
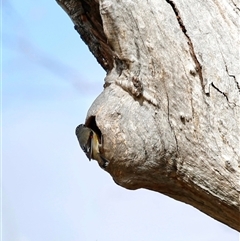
56;0;240;231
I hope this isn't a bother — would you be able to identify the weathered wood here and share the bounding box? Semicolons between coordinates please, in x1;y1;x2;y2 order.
56;0;240;231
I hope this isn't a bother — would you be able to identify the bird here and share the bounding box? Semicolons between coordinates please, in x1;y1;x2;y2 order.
75;124;109;168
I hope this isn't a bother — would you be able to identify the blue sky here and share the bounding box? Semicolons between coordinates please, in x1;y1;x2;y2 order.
2;0;239;240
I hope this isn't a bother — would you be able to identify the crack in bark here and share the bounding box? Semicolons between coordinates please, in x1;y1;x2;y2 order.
211;82;239;107
225;64;240;92
211;82;230;101
231;0;240;12
216;40;240;94
165;0;205;92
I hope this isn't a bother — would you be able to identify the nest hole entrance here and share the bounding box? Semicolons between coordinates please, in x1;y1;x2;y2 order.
85;116;102;143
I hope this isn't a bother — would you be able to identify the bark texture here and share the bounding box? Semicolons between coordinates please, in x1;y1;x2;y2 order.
56;0;240;231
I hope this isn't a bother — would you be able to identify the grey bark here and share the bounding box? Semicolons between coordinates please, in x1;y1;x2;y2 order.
56;0;240;231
